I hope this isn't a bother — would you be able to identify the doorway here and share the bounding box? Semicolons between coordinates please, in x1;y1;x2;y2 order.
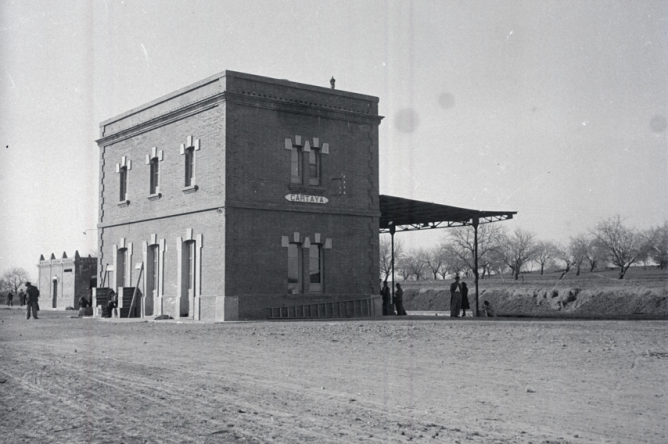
52;278;58;308
146;245;158;316
181;240;195;317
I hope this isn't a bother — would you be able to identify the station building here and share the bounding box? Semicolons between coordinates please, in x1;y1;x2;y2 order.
95;71;383;321
37;251;97;310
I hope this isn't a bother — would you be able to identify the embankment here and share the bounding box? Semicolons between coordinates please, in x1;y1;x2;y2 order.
403;285;668;318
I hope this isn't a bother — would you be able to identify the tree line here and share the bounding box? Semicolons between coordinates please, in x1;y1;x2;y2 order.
381;215;668;281
0;267;32;297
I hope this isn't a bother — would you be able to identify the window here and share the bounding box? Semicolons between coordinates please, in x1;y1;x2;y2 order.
291;148;302;184
145;147;163;198
308;243;322;292
116;156;131;204
149;158;159;195
119;166;128;201
283;233;331;294
184;147;194;187
308;150;321;186
287;244;301;294
285;137;328;187
180;136;200;191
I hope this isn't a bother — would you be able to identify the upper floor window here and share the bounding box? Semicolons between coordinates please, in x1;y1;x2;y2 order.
308;150;321;186
145;147;163;197
290;147;302;184
285;136;329;187
119;166;128;201
150;159;159;194
180;136;200;191
115;156;132;204
184;147;194;187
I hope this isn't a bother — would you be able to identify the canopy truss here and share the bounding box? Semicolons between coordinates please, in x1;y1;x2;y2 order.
379;195;516;233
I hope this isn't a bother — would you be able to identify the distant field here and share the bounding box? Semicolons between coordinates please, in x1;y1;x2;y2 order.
400;267;668;290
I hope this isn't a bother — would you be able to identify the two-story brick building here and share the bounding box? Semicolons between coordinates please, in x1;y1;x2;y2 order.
96;71;383;321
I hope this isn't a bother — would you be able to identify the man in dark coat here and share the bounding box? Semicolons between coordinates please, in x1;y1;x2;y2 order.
381;281;393;315
25;282;39;320
450;275;462;318
7;291;13;306
394;283;407;316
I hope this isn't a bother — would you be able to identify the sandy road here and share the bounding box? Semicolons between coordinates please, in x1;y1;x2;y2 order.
1;308;667;444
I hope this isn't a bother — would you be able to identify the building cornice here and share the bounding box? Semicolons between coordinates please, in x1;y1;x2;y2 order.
96;93;225;146
96;90;383;146
226;91;384;125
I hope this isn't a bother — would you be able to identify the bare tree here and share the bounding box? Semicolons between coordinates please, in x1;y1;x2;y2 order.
379;236;404;282
569;235;589;276
404;248;428;280
495;228;538;280
442;223;505;279
592;215;652;279
534;241;558;275
424;245;446;280
554;243;577;279
2;267;31;294
396;254;413;281
649;221;668;270
584;237;607;272
440;242;470;278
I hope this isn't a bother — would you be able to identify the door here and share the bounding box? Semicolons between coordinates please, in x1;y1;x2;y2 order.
186;241;195;317
146;245;158;316
52;279;58;308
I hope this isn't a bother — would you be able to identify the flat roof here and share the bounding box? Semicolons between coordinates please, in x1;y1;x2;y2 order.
100;70;378;128
379;195;516;232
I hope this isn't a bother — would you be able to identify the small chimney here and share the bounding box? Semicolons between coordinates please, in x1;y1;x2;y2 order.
330;77;335;89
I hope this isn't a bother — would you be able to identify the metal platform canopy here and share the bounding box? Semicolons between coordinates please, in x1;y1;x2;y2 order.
379;195;517;316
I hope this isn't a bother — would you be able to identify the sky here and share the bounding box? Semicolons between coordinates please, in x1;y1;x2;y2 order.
1;0;666;277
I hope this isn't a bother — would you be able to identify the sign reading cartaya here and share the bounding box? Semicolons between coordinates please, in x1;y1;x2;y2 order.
285;194;329;204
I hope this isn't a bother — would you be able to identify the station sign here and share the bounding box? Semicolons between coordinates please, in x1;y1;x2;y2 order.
285;194;329;204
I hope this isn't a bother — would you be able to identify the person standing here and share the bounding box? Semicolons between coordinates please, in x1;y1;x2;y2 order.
394;283;407;316
18;289;26;306
450;275;462;318
106;290;118;318
24;282;39;320
7;291;14;307
461;282;470;317
381;281;393;316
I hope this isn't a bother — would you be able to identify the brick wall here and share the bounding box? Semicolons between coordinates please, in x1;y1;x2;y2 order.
96;71;382;321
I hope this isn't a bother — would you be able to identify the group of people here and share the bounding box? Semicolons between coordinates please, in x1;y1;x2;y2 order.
381;275;496;318
451;275;495;317
449;275;470;317
5;289;28;307
5;284;40;319
380;281;407;316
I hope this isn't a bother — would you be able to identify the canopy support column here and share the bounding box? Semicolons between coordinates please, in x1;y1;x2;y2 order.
390;224;396;301
473;216;480;317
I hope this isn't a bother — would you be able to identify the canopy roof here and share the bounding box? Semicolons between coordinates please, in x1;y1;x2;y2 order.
379;195;516;233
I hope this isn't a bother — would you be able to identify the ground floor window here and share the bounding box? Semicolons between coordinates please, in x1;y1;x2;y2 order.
308;243;322;293
284;233;330;294
287;243;301;294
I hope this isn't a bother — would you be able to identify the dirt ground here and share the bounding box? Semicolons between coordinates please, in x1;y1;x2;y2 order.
1;308;667;444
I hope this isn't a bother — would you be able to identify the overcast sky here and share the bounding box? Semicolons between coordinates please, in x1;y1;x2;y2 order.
1;0;666;277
